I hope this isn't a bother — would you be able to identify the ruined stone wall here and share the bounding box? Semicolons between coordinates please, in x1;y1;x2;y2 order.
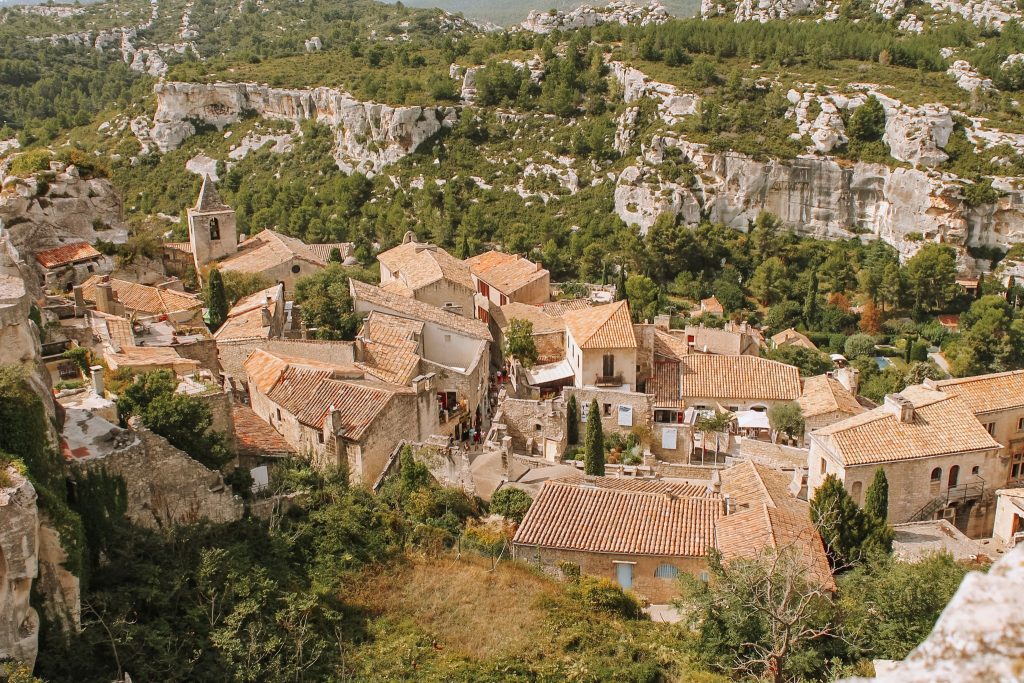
173;338;221;374
348;393;421;487
494;398;566;458
70;426;242;528
193;388;235;454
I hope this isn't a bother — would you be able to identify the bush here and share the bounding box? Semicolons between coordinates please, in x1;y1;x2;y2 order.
844;333;877;359
489;487;533;524
565;576;646;620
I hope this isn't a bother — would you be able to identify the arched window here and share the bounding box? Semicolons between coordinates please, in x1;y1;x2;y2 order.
655;563;679;579
209;217;220;241
930;467;942;483
948;465;960;488
851;481;863;505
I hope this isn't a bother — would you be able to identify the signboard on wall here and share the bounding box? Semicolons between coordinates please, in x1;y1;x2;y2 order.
618;405;633;427
580;401;589;422
662;428;677;450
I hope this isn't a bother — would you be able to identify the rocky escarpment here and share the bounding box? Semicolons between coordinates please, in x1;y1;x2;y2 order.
0;166;129;257
142;82;458;175
614;136;1024;259
0;469;40;669
521;0;669;33
701;0;1022;28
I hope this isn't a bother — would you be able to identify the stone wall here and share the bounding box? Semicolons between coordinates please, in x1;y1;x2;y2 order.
193;388;235;454
70;425;242;529
173;338;222;374
494;397;566;458
0;469;40;669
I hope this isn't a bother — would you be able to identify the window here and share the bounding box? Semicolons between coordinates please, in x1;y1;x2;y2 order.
317;431;324;444
444;334;452;343
291;264;301;274
820;458;827;475
1012;453;1024;481
603;403;612;417
851;481;863;505
1018;417;1024;432
209;217;220;240
86;264;94;273
58;363;79;380
655;409;681;424
949;465;960;487
984;422;996;436
655;563;679;579
699;571;710;583
972;466;980;476
930;467;942;483
534;423;542;432
602;353;615;377
276;408;282;421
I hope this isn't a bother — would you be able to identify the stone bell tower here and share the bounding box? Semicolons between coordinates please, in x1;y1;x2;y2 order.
187;175;237;271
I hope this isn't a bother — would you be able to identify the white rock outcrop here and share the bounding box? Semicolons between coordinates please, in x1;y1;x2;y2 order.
609;61;701;125
842;545;1024;682
702;0;820;21
948;60;995;92
522;0;669;33
149;82;457;175
614;140;1024;258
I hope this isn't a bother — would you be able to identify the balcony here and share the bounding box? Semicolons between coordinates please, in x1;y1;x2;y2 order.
594;373;624;387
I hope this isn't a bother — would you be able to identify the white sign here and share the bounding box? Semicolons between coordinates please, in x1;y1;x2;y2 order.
250;465;269;493
662;428;677;450
617;405;633;427
581;402;589;422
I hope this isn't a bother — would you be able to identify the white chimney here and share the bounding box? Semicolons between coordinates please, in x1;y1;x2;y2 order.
884;394;915;423
90;365;105;396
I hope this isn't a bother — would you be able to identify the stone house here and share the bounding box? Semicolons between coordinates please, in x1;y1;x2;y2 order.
691;295;724;317
512;461;831;603
927;370;1024;489
679;354;802;414
771;327;818;350
350;279;492;441
34;242;107;292
563;300;637;391
466;249;550;310
377;237;475;318
217;229;350;297
657;320;761;356
213;283;286;342
807;386;1004;537
798;373;866;433
243;349;438;483
491;302;565;364
78;275;204;327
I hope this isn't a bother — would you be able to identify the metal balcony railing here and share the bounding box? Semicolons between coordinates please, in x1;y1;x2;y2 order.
594;373;623;386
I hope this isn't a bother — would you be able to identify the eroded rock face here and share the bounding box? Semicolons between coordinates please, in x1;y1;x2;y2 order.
521;0;669;33
609;61;701;125
148;82;457;175
614;140;1024;258
882;102;953;167
843;545;1024;682
0;470;40;670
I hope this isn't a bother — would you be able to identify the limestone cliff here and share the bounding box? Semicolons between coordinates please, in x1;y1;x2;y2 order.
0;469;40;669
144;82;458;175
521;1;669;33
614;137;1024;259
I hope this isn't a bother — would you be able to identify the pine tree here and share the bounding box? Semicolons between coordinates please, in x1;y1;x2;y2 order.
566;394;579;446
803;269;819;328
205;268;229;331
864;468;889;522
810;474;871;568
584;398;604;476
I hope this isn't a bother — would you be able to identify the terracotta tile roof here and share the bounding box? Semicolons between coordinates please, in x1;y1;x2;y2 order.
296;377;397;439
214;284;283;342
306;243;353;263
552;475;715;497
734;438;809;471
195;175;229;211
232;403;296;458
243;348;361;394
932;370;1024;415
467;250;548;295
772;327;817;350
35;242;101;269
350;279;492;341
562;300;636;349
680;355;801;402
654;329;689;360
164;242;193;254
380;279;414;297
541;298;593;317
356;311;422;385
492;302;564;335
799;375;865;419
378;242;474;292
812;385;1002;466
700;296;724;315
650;358;682;405
80;276;202;316
89;310;135;351
717;461;833;588
104;346;200;372
219;230;330;275
513;477;722;557
216;339;357;382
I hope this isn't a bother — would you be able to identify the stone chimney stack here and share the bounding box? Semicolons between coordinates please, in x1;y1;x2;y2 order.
654;314;671;331
884;394;915;423
95;279;115;314
261;306;272;327
90;365;104;396
73;285;86;316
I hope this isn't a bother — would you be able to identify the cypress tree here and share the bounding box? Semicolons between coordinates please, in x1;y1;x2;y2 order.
615;264;626;301
803;269;818;328
864;468;889;522
566;394;579;446
457;231;471;260
584;399;604;476
205;268;229;331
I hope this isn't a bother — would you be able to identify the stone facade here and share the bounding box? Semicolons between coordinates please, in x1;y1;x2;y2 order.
493;397;566;460
513;544;706;604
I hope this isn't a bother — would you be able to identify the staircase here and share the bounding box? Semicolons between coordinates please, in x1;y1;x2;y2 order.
909;481;986;523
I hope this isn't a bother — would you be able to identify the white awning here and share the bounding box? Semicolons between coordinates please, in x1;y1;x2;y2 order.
736;410;770;430
525;359;574;385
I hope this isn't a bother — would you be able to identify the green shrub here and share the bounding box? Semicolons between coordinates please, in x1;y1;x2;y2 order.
489;487;533;524
565;576;646;620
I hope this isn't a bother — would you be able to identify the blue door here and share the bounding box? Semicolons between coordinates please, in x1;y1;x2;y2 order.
616;563;633;590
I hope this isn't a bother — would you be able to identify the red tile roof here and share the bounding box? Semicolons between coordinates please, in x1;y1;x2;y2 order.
562;300;636;349
232;403;296;458
35;242;101;269
80;276;202;316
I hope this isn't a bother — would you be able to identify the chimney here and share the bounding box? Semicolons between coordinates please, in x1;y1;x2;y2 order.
707;469;722;495
654;314;670;331
837;366;861;395
90;365;104;396
261;306;272;326
722;493;732;515
95;281;115;314
884;394;915;423
73;285;85;315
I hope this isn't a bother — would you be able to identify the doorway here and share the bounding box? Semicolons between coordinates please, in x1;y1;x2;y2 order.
615;562;634;590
